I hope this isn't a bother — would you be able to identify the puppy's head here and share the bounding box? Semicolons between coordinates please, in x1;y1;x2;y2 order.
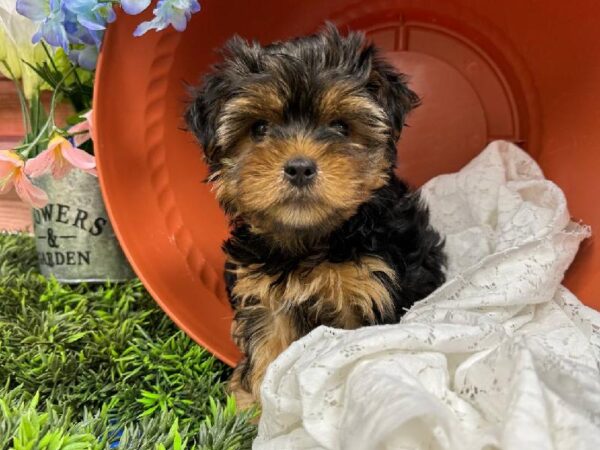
186;24;419;242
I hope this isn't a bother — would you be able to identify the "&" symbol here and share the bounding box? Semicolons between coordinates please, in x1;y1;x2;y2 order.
47;228;59;248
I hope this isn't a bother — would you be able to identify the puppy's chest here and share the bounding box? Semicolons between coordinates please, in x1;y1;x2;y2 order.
229;255;398;328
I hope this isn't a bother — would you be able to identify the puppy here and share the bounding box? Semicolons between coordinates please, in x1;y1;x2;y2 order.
185;24;446;407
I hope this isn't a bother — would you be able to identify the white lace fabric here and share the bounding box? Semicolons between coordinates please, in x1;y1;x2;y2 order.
253;141;600;450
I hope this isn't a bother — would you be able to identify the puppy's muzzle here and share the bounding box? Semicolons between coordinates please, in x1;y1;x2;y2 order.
283;157;317;188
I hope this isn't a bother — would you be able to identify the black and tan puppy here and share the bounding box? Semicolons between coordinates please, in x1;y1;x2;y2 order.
185;25;446;406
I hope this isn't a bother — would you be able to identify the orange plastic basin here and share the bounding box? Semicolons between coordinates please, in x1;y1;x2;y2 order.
94;0;600;366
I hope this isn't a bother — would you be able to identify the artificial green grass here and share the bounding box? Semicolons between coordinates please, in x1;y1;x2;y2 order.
0;233;257;449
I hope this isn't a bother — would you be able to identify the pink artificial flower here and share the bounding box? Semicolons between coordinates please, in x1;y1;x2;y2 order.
68;110;94;147
0;150;48;208
25;135;97;179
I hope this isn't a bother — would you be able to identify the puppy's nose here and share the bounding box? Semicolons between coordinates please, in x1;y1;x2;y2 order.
283;157;317;187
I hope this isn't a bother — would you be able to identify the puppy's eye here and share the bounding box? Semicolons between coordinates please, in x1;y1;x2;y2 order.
251;120;269;140
329;119;349;136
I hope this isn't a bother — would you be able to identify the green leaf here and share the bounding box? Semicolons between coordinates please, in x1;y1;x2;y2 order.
64;332;88;343
139;404;160;417
61;443;92;450
174;432;182;450
140;390;162;400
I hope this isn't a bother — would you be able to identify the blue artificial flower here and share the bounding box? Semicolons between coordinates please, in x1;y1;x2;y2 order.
69;45;98;70
15;0;49;21
133;0;200;36
16;0;109;68
17;0;69;50
63;0;116;31
63;8;103;47
16;0;203;69
120;0;151;15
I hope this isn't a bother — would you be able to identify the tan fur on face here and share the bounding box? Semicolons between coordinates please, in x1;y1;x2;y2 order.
318;82;389;143
216;84;284;151
213;133;390;239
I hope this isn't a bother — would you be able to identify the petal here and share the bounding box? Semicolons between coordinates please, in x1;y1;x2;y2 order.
0;167;16;194
190;0;201;14
83;167;98;177
16;0;50;21
69;111;93;145
0;153;19;191
61;144;96;170
76;45;98;70
91;3;111;13
68;119;90;134
63;16;79;34
0;150;24;166
77;16;106;31
51;157;71;179
46;135;69;150
0;160;14;180
24;148;55;178
14;172;48;208
170;12;188;32
0;177;14;194
73;131;91;147
83;110;93;133
31;29;43;43
39;15;69;50
121;0;152;15
71;27;102;46
62;9;104;47
67;48;80;65
104;6;117;23
134;17;169;36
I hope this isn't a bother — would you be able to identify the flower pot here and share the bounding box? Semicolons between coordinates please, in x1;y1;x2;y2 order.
95;0;600;365
32;170;134;283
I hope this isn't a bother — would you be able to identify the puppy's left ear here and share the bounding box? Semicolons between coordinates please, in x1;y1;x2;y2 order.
185;71;228;165
367;52;421;141
185;36;263;165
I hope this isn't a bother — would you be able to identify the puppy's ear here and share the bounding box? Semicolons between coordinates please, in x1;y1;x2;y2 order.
367;52;421;141
185;71;228;163
185;36;262;163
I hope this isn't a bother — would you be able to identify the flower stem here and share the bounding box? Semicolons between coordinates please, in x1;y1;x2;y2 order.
19;67;76;158
11;130;90;153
